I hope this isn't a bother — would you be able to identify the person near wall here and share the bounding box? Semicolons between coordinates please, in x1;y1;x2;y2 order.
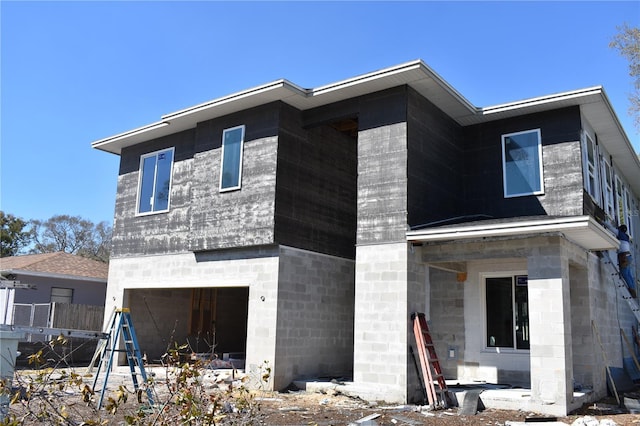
618;224;636;297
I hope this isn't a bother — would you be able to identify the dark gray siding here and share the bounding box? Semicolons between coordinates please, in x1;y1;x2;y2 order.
407;87;465;228
462;106;584;219
111;86;588;259
112;130;196;257
111;103;282;258
189;103;280;251
356;87;409;244
275;104;357;259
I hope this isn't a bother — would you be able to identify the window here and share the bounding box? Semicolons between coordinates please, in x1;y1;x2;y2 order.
51;287;73;304
583;132;600;202
624;186;635;238
219;125;245;191
137;148;174;214
600;158;615;221
485;275;529;350
501;129;544;198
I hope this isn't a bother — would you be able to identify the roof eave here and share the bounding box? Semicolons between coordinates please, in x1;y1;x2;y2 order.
1;269;108;283
406;215;619;252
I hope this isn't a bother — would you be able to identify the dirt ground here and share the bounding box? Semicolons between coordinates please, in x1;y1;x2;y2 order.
6;366;640;425
256;390;640;425
7;381;640;425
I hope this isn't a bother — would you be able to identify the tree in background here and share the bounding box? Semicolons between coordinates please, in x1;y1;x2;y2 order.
0;211;32;257
610;23;640;131
31;214;112;262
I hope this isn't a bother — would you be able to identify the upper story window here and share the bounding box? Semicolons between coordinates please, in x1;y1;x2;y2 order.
137;148;174;215
600;156;615;222
219;125;245;192
582;132;601;203
485;275;529;351
617;177;636;238
501;129;544;198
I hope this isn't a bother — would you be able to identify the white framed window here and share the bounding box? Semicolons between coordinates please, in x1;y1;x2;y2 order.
624;187;635;238
582;132;600;203
501;129;544;198
219;125;245;192
615;176;636;238
484;274;529;350
600;157;615;222
51;287;73;304
616;176;625;226
136;148;174;215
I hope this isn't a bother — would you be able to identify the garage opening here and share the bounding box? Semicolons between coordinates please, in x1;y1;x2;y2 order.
125;286;249;366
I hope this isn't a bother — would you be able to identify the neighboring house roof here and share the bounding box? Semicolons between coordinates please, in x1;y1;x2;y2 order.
91;59;640;196
0;252;108;281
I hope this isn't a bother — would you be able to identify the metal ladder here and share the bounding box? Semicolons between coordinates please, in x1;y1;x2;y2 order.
602;251;640;323
411;312;453;408
91;308;154;409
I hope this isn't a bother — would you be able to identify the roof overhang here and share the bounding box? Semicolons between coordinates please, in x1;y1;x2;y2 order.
406;216;619;252
91;60;478;154
0;269;107;283
91;59;639;194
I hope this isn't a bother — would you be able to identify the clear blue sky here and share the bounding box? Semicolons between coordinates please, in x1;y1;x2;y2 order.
2;1;639;226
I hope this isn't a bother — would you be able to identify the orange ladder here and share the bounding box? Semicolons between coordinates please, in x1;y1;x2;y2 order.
411;312;452;408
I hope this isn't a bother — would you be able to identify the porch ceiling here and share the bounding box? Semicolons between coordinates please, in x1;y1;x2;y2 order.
406;215;619;252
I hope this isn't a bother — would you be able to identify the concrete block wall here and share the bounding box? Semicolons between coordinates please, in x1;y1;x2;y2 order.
527;243;574;415
105;248;281;390
406;247;428;402
273;246;355;389
585;251;627;399
353;243;410;403
568;262;594;391
125;287;191;360
427;268;464;380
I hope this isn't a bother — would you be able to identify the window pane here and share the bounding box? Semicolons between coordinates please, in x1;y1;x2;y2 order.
221;126;244;190
486;277;514;348
154;150;173;211
515;276;529;350
138;155;157;213
502;130;543;197
51;287;73;304
137;149;174;214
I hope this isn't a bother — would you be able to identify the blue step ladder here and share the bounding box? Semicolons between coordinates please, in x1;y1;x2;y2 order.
91;308;154;409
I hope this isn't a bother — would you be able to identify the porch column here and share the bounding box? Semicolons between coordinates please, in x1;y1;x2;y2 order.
527;243;573;415
353;242;409;403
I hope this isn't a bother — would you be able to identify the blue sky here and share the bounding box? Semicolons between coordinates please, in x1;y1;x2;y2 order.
2;1;639;226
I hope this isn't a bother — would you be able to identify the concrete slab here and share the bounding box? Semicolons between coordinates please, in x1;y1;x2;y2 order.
295;379;595;416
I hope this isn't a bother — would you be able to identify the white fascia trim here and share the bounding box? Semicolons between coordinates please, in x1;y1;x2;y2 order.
2;269;107;284
480;86;604;117
91;121;170;150
406;215;616;245
598;87;640;171
310;59;478;114
417;61;479;114
161;79;308;121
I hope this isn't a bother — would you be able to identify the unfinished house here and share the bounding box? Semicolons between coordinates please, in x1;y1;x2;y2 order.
92;60;640;416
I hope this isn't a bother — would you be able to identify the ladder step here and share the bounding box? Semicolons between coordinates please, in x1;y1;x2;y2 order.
92;309;155;410
412;312;451;409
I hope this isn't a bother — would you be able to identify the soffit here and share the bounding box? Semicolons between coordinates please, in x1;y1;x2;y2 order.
406;215;619;252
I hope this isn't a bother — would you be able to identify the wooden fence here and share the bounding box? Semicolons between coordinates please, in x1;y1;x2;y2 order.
50;303;105;332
